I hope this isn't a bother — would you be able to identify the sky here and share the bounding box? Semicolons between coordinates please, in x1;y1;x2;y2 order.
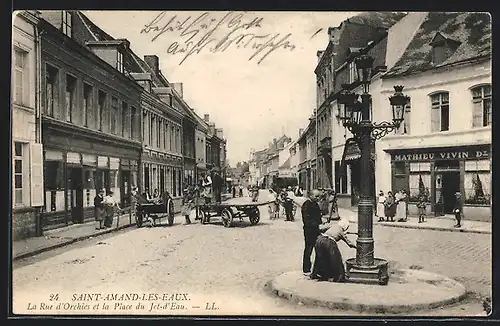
84;11;360;166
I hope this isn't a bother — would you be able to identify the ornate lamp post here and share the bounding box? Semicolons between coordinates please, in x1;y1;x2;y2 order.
337;55;410;285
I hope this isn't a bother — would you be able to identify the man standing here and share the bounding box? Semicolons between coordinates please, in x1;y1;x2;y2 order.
301;189;323;276
212;168;223;204
94;189;105;230
453;192;463;228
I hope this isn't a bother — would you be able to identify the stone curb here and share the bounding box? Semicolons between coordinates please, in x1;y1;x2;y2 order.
270;270;468;314
13;223;135;261
376;222;491;235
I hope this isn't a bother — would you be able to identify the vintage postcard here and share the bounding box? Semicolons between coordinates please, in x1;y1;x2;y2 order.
11;10;491;317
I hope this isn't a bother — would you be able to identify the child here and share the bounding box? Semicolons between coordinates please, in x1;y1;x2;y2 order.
182;188;194;225
417;193;427;223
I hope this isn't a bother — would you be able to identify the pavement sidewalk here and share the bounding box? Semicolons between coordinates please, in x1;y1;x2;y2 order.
12;212;138;261
13;193;235;261
337;208;491;235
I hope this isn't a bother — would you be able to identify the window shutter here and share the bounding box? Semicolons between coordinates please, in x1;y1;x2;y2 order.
30;143;44;207
430;107;440;132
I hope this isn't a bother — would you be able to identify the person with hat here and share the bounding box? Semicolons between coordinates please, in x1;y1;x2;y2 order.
453;192;463;228
301;189;324;276
310;218;357;282
181;187;194;225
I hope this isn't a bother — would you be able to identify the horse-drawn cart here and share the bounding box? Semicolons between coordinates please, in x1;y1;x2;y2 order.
197;200;271;228
135;194;175;227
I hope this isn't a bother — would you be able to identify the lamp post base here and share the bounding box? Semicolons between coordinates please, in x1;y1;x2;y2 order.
345;258;389;285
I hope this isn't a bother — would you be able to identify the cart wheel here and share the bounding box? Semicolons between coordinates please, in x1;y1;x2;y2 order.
167;200;174;226
249;208;260;225
136;212;143;228
221;208;233;228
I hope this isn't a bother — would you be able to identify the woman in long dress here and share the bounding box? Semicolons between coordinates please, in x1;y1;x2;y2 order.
376;191;386;222
384;191;396;222
396;190;408;222
310;219;357;282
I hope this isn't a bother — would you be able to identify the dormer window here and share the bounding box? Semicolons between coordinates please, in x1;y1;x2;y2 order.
430;32;461;66
116;50;123;73
348;61;357;83
62;11;72;37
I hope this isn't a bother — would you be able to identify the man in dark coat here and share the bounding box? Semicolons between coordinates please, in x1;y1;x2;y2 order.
94;189;105;230
453;192;463;228
301;189;323;276
211;169;223;204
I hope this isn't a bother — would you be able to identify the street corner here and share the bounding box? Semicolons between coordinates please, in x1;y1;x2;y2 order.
270;269;467;315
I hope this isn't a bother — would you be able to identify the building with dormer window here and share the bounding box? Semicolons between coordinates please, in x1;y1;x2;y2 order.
375;12;491;221
38;10;143;230
316;12;405;207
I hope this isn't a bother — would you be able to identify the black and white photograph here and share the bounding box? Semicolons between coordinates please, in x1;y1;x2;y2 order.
10;10;492;317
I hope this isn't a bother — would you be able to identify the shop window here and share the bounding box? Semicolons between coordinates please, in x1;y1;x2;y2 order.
464;160;491;205
393;162;406;175
44;160;64;191
65;74;76;123
430;92;450;132
83;169;95;189
109;170;118;189
13;48;28;106
46;65;59;117
471;85;492;127
408;162;431;202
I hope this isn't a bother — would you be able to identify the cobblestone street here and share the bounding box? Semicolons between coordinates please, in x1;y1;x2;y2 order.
12;205;490;316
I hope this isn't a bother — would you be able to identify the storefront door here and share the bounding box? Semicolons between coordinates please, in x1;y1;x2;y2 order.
442;171;460;214
121;170;131;207
68;166;83;223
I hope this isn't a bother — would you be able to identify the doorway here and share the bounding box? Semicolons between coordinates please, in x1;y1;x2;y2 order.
68;166;83;223
160;168;165;194
442;171;460;214
121;170;131;207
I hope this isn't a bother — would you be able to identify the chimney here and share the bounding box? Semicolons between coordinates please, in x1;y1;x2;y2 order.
172;82;184;98
327;27;342;45
316;50;324;63
204;114;210;122
216;128;224;139
144;55;159;76
299;128;304;136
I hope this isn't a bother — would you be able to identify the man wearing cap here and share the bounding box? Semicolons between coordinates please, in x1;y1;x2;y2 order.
301;189;324;276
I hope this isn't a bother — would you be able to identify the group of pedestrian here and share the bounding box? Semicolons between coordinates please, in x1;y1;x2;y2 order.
301;189;356;282
94;189;121;230
376;189;409;222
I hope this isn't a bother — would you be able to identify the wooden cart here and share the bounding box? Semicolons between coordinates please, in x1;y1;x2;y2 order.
197;201;271;228
135;195;174;227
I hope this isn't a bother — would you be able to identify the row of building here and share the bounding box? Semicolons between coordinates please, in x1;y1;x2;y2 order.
249;12;491;222
12;10;227;240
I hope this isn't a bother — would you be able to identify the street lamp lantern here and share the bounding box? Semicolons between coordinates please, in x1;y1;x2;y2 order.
389;85;411;126
355;55;375;93
337;89;358;122
337;55;411;286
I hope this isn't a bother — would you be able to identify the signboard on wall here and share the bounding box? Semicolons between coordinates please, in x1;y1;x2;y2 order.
390;145;491;162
